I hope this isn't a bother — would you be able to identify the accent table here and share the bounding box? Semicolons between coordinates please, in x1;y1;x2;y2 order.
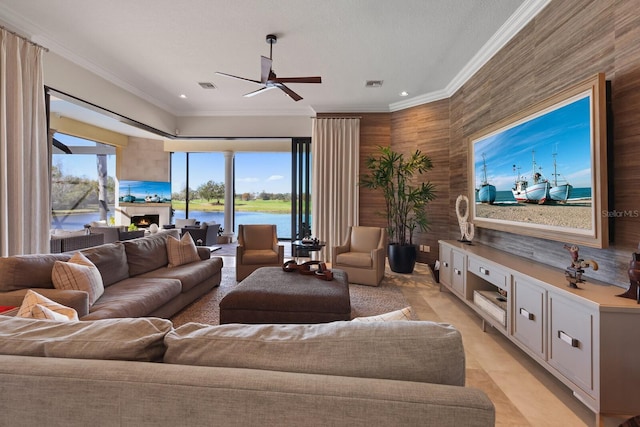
291;240;326;261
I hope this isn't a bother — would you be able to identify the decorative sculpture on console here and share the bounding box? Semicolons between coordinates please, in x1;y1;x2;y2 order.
455;195;474;244
617;246;640;303
563;244;598;289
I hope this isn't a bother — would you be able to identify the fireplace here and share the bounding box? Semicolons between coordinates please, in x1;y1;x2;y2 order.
131;214;160;229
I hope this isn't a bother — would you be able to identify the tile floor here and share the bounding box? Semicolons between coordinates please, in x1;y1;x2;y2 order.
217;248;629;427
396;263;628;427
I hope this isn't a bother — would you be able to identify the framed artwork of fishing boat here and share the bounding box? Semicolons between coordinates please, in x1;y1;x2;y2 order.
468;73;609;248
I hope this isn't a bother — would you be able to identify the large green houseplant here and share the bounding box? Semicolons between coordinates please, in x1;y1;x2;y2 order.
360;146;436;273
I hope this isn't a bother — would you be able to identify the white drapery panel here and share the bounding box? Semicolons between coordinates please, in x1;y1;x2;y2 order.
0;29;49;255
311;118;360;261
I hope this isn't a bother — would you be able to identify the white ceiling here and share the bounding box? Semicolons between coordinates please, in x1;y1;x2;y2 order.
1;0;549;134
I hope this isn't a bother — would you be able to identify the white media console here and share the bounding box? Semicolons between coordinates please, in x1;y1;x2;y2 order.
438;240;640;425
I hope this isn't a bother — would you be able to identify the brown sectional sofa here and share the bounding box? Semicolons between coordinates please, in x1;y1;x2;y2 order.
0;230;223;319
0;317;495;426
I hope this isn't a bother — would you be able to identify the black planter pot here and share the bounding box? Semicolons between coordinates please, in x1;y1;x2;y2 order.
387;243;417;273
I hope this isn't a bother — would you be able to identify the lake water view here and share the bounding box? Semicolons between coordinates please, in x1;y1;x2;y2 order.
51;208;294;239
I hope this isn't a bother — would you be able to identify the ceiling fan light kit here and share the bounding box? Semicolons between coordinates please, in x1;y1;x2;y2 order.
216;34;321;102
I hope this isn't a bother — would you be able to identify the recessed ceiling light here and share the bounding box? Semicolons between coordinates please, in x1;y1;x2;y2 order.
179;94;187;99
399;91;409;97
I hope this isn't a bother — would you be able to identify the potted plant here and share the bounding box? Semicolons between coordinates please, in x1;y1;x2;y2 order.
360;146;436;273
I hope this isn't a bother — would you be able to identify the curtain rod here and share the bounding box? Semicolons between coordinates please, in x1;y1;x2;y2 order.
0;25;49;52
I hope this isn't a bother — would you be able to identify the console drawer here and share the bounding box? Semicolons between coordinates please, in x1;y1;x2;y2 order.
468;256;508;291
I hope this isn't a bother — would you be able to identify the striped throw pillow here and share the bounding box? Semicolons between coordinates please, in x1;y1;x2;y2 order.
167;232;200;267
16;290;79;321
52;251;104;306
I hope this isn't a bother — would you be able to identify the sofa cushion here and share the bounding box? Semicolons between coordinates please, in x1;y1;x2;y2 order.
16;290;79;321
336;252;373;268
165;321;465;386
138;257;223;293
52;252;104;306
0;315;172;361
167;233;200;267
81;242;130;286
0;253;71;292
81;277;182;320
124;230;179;276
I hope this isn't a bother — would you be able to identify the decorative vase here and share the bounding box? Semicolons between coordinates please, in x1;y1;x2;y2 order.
617;252;640;302
388;243;417;274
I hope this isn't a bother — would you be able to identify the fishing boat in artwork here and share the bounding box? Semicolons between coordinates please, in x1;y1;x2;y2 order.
549;152;573;202
477;154;496;204
511;150;550;204
121;185;135;203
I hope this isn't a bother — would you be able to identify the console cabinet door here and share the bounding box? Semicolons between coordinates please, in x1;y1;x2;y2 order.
438;244;452;288
512;276;546;360
548;291;595;397
451;249;466;296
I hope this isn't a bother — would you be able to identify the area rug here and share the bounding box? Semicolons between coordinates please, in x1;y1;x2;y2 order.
170;265;416;327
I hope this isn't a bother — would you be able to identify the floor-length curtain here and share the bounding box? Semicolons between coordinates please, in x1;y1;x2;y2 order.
0;28;49;255
311;118;359;261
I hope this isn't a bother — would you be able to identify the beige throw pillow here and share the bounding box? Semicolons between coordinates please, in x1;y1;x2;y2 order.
352;306;413;322
52;252;104;306
16;290;79;321
167;232;200;267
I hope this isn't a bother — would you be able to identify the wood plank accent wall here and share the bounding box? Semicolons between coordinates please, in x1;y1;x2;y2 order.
390;100;450;265
446;0;639;288
334;0;640;287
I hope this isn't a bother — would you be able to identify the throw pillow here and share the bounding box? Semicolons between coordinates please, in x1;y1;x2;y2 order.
52;252;104;306
16;290;78;321
351;306;413;322
167;232;200;267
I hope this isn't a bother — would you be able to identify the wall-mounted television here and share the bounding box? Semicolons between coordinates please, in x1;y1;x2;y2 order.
468;73;609;248
118;180;171;204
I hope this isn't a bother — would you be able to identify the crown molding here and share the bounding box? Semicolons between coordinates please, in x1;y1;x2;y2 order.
389;0;551;113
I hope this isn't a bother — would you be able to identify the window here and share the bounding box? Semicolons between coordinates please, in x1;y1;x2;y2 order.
51;133;116;230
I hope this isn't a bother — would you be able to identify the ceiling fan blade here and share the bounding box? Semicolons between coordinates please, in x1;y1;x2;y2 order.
260;56;272;83
275;83;303;101
273;76;322;84
243;86;276;98
215;72;262;85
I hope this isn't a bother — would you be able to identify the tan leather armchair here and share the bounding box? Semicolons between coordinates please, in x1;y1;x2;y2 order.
236;224;284;281
332;226;388;286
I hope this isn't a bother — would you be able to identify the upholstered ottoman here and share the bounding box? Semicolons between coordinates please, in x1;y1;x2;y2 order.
219;267;351;324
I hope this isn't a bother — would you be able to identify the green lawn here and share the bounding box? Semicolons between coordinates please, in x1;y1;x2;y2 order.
172;198;294;214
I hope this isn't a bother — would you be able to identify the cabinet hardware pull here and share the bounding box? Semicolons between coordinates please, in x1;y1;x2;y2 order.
519;308;534;320
454;268;461;275
479;266;489;275
443;262;449;267
558;330;579;348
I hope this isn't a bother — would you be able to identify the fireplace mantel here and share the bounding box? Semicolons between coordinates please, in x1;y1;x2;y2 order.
117;203;171;227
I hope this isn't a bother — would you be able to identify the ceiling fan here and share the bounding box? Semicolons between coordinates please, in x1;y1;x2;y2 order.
216;34;321;102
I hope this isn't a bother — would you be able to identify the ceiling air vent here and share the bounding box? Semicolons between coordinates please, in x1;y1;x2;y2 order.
365;80;383;88
198;82;217;89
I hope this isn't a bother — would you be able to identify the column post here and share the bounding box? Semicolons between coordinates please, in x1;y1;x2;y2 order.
223;151;235;241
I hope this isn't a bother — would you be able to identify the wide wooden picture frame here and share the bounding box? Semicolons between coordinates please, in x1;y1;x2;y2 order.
468;73;608;248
